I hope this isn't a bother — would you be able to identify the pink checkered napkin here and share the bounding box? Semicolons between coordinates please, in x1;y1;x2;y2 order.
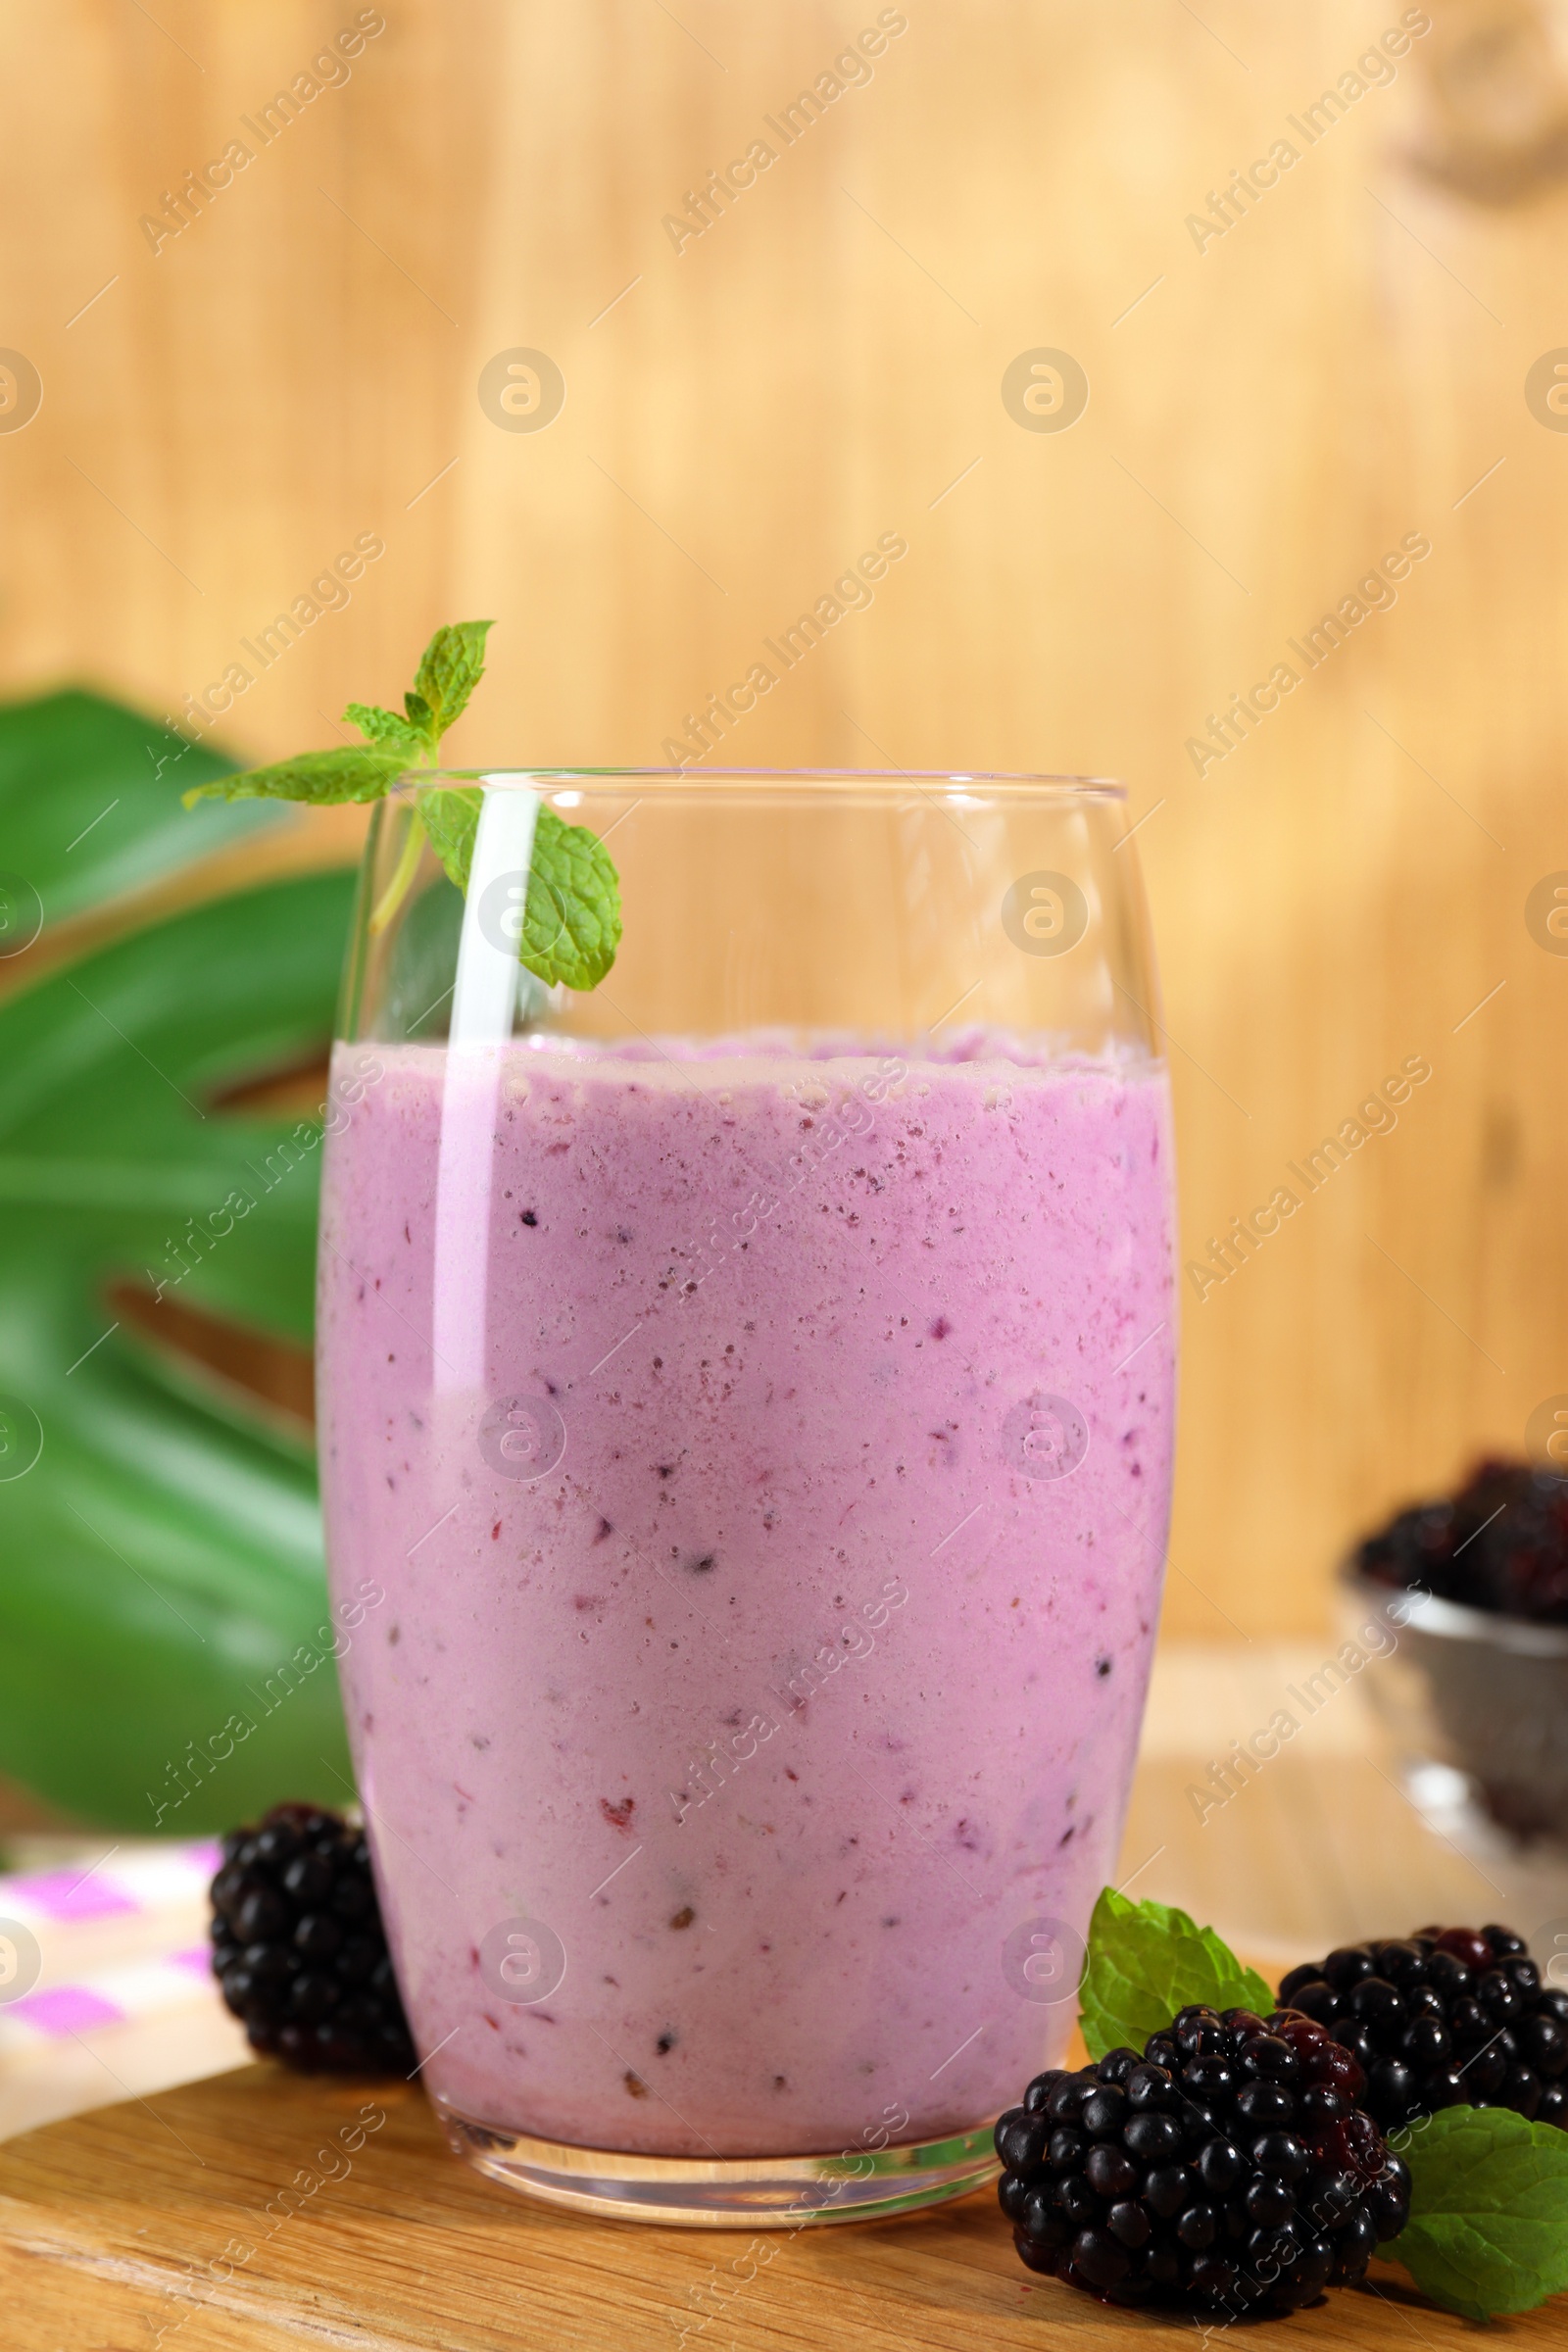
0;1948;219;2045
1;1840;221;1930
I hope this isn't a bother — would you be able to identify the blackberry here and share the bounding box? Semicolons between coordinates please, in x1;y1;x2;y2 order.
1279;1925;1568;2133
1355;1457;1568;1624
210;1802;416;2075
997;2006;1406;2314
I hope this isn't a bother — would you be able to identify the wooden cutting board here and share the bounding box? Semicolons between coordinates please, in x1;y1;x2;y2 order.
1;2062;1563;2350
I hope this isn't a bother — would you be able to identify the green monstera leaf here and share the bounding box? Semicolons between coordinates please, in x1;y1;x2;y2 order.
0;689;360;1832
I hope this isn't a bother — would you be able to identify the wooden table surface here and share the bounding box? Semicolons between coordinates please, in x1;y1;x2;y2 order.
4;2059;1565;2352
8;1665;1568;2344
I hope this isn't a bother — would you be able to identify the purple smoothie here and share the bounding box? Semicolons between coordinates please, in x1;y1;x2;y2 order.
318;1033;1175;2157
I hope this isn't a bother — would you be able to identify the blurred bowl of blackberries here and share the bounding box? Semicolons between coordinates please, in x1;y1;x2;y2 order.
1346;1458;1568;1845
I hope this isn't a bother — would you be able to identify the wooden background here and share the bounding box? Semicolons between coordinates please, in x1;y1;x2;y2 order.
2;0;1566;1643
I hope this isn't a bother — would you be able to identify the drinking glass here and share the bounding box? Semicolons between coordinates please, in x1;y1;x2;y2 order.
318;771;1177;2224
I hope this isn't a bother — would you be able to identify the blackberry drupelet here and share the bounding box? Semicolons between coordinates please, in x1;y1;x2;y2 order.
1279;1925;1568;2133
210;1802;416;2075
997;2006;1407;2313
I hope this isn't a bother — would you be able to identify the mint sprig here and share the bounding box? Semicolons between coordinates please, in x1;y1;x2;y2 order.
1386;2106;1568;2321
1078;1886;1274;2061
183;621;620;991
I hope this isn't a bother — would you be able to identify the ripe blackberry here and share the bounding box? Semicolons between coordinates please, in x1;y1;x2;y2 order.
210;1802;416;2075
1279;1925;1568;2133
1355;1457;1568;1623
997;2006;1407;2314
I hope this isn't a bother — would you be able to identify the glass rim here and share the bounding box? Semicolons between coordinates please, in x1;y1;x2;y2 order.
386;766;1127;803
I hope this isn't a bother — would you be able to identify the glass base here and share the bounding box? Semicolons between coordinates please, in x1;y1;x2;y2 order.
437;2100;1000;2227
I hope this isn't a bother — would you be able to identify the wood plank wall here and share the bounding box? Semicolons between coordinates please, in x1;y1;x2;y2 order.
2;0;1564;1637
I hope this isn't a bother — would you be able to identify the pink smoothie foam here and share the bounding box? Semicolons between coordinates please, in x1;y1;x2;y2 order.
318;1034;1176;2157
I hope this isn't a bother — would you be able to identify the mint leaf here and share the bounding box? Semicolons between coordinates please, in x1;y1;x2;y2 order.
1079;1886;1274;2060
415;789;619;991
520;804;621;990
183;747;406;809
1387;2106;1568;2321
344;702;429;758
414;783;481;893
412;619;493;736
